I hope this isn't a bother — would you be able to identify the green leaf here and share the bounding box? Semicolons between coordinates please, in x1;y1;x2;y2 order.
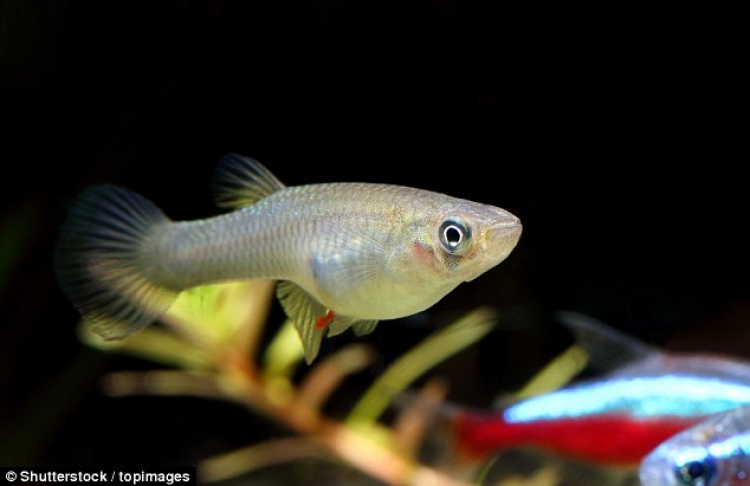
347;307;497;426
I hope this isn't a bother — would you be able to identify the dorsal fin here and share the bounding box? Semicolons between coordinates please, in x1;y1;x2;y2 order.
555;311;659;374
211;153;286;209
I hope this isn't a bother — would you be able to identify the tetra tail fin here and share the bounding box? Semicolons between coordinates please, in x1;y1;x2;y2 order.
55;184;178;340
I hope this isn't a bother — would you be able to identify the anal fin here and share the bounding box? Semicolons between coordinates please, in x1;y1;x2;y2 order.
276;281;380;364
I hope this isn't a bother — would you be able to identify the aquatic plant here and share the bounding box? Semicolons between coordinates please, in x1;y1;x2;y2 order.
80;278;500;485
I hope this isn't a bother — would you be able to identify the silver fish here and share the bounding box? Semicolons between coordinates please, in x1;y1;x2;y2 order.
55;154;522;362
640;404;750;486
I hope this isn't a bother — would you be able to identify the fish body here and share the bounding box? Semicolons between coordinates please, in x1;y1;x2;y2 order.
640;404;750;486
454;373;748;466
446;313;750;466
55;154;521;362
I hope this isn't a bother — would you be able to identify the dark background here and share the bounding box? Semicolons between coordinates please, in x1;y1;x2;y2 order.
1;0;747;480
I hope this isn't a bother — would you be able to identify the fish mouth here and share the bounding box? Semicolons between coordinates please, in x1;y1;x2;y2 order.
490;215;522;236
463;214;522;282
487;215;522;253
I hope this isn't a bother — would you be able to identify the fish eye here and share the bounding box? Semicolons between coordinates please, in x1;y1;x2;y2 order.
675;458;716;486
439;218;471;255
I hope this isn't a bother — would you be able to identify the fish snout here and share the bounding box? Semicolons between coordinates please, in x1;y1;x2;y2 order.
462;211;521;282
487;213;522;257
639;448;681;486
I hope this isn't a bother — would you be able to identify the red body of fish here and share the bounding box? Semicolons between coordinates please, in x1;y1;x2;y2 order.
453;411;705;465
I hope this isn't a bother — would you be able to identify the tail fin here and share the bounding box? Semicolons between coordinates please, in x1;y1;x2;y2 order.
54;184;178;339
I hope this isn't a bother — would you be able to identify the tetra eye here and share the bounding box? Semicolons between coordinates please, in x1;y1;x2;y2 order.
675;458;716;486
439;218;471;254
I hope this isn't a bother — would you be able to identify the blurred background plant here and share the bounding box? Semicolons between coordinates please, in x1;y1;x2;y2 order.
31;274;640;485
77;278;500;486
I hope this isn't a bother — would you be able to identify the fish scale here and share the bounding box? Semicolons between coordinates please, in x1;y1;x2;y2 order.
55;153;521;362
641;404;750;485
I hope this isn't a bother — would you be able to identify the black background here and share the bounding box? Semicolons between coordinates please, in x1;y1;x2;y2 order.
1;0;747;480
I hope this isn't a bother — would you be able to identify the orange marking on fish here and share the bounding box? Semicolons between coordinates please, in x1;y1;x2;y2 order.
315;309;336;330
413;240;434;262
